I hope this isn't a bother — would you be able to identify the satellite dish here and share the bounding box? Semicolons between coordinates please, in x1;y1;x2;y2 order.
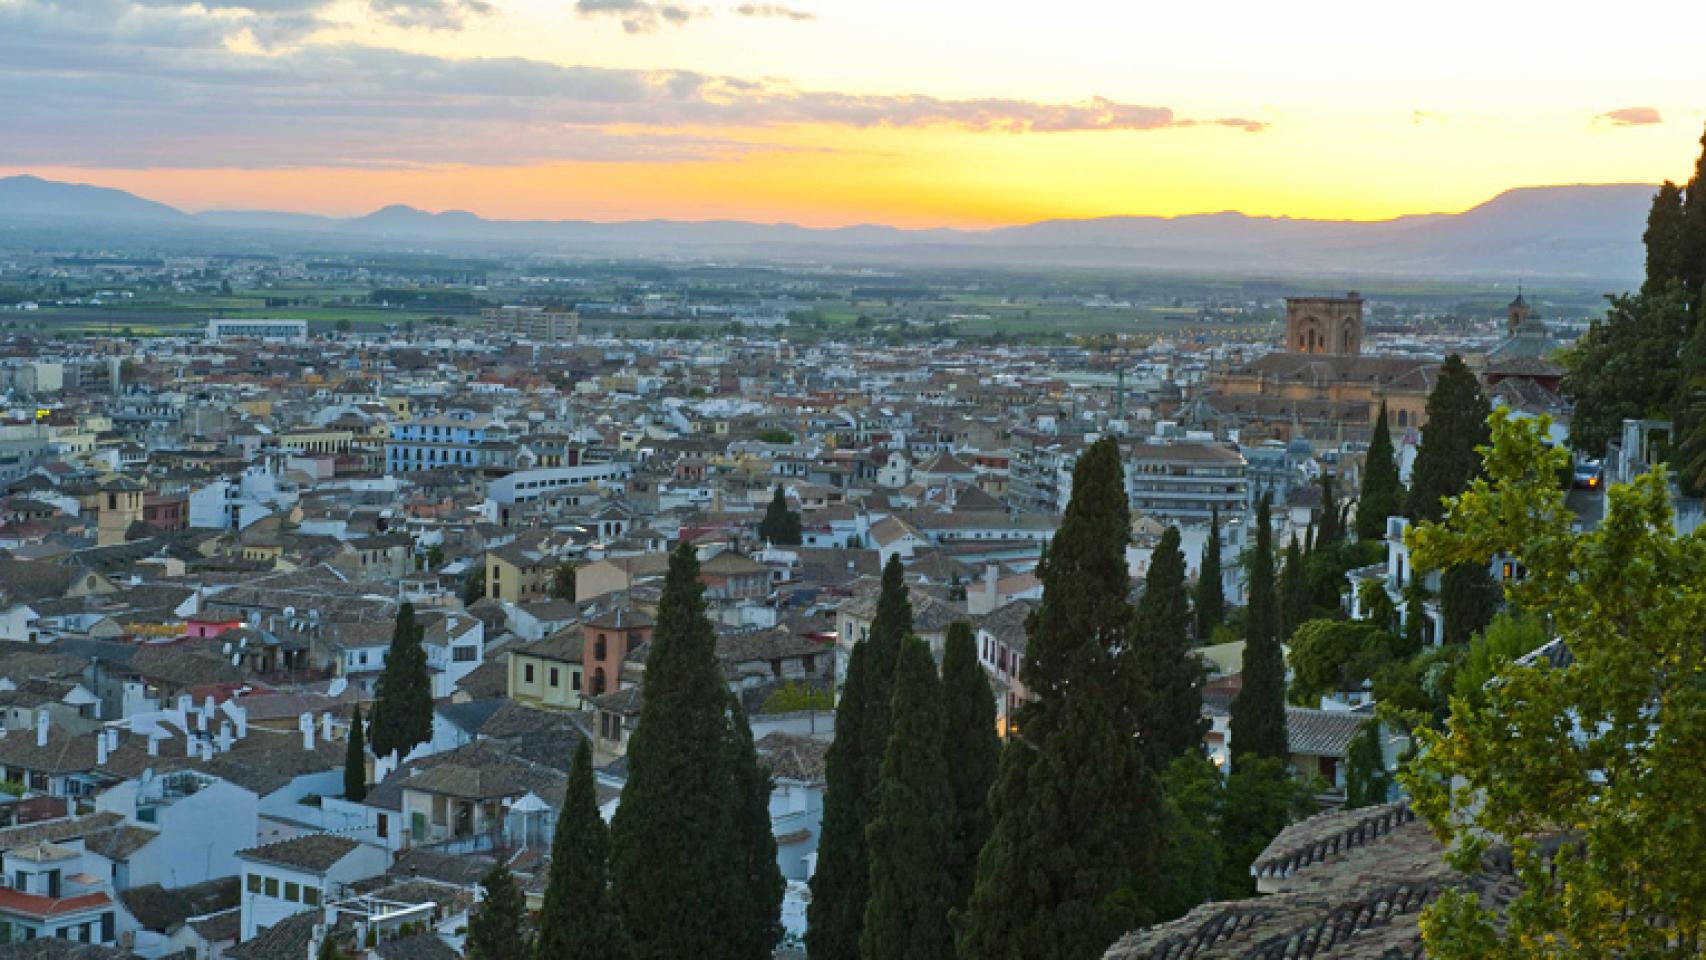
327;679;348;698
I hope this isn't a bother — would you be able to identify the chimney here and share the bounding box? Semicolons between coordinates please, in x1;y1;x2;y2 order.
176;694;193;716
34;710;48;748
203;695;216;727
105;728;119;753
217;721;233;753
299;713;315;751
200;740;214;762
146;735;159;757
321;713;334;744
231;703;248;739
186;731;198;756
96;732;109;766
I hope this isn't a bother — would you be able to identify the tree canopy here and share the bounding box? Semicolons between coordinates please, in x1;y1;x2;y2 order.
759;485;803;545
1195;506;1226;640
1230;494;1287;762
1405;412;1706;958
1356;401;1404;541
1406;354;1490;524
369;603;432;760
535;739;632;960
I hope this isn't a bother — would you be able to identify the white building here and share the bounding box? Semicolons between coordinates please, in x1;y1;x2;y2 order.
205;319;309;342
237;834;387;940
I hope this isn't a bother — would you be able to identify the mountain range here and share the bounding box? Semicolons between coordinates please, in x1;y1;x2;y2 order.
0;174;1656;281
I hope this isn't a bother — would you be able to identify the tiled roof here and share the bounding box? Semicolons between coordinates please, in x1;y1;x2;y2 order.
119;877;239;933
0;887;111;920
226;909;318;960
237;833;360;873
1285;707;1367;758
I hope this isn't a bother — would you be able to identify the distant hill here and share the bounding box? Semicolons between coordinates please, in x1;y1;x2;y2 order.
0;174;1657;281
0;174;184;221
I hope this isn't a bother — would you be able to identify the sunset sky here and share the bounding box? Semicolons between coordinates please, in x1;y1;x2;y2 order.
2;0;1703;227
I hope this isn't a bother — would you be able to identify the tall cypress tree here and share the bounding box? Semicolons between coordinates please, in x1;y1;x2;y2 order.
1230;494;1288;762
343;705;366;802
861;636;956;960
467;860;530;960
1134;527;1205;768
726;695;785;960
610;545;745;960
1316;472;1341;545
1405;354;1490;524
807;555;913;960
535;740;632;960
939;621;997;915
1194;506;1225;640
1356;402;1403;541
1440;562;1500;646
1278;535;1310;641
957;437;1163;960
758;485;802;546
370;603;432;760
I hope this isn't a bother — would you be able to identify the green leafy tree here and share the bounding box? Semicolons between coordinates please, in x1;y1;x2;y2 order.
861;636;956;960
1406;354;1490;523
535;740;633;960
1286;619;1395;706
726;695;785;960
1134;527;1206;767
1218;757;1316;898
1231;494;1287;762
1405;411;1706;959
369;603;432;760
1343;721;1391;810
343;705;366;802
939;621;997;915
758;485;803;545
463;566;485;606
957;438;1163;960
1563;286;1687;458
1450;611;1547;707
756;427;796;444
551;562;577;601
467;860;530;960
1357;402;1404;541
1400;582;1428;655
1195;506;1226;640
807;553;913;960
610;545;750;960
1154;755;1226;920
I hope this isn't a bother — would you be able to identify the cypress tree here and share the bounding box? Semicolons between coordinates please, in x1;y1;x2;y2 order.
807;554;914;960
957;437;1163;960
370;603;432;760
1356;402;1403;541
1278;535;1309;640
1194;506;1225;640
1343;721;1391;810
609;545;745;960
1644;180;1688;293
1400;582;1427;655
726;695;785;960
1316;472;1341;545
535;740;632;960
939;621;998;914
807;641;874;960
467;860;530;960
1134;527;1206;768
861;636;956;960
759;485;802;546
1440;562;1500;646
1230;494;1288;762
1405;355;1490;523
462;567;485;606
343;705;366;802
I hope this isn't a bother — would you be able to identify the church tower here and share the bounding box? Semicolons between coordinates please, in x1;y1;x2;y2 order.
1284;292;1363;356
1507;288;1531;333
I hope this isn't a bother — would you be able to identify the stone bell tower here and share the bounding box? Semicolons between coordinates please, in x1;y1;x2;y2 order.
1284;292;1363;356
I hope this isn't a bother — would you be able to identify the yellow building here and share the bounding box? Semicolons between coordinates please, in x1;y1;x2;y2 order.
485;545;558;604
506;627;585;711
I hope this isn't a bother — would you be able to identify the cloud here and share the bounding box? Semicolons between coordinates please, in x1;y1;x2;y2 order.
575;0;696;33
368;0;495;30
1595;106;1663;127
735;3;813;20
0;0;1268;169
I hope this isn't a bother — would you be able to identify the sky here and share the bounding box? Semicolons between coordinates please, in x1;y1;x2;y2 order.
2;0;1704;227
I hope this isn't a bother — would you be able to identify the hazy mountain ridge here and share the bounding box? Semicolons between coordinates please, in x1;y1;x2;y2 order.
0;175;1655;280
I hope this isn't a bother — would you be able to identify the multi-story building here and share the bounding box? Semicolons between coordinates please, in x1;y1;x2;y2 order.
1127;441;1248;523
384;415;495;473
205;319;308;342
482;306;579;342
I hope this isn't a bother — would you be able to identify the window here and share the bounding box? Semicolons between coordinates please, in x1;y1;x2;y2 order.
284;882;300;902
453;645;477;662
304;887;320;906
264;877;279;897
548;668;560;688
246;874;260;894
524;663;535;684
